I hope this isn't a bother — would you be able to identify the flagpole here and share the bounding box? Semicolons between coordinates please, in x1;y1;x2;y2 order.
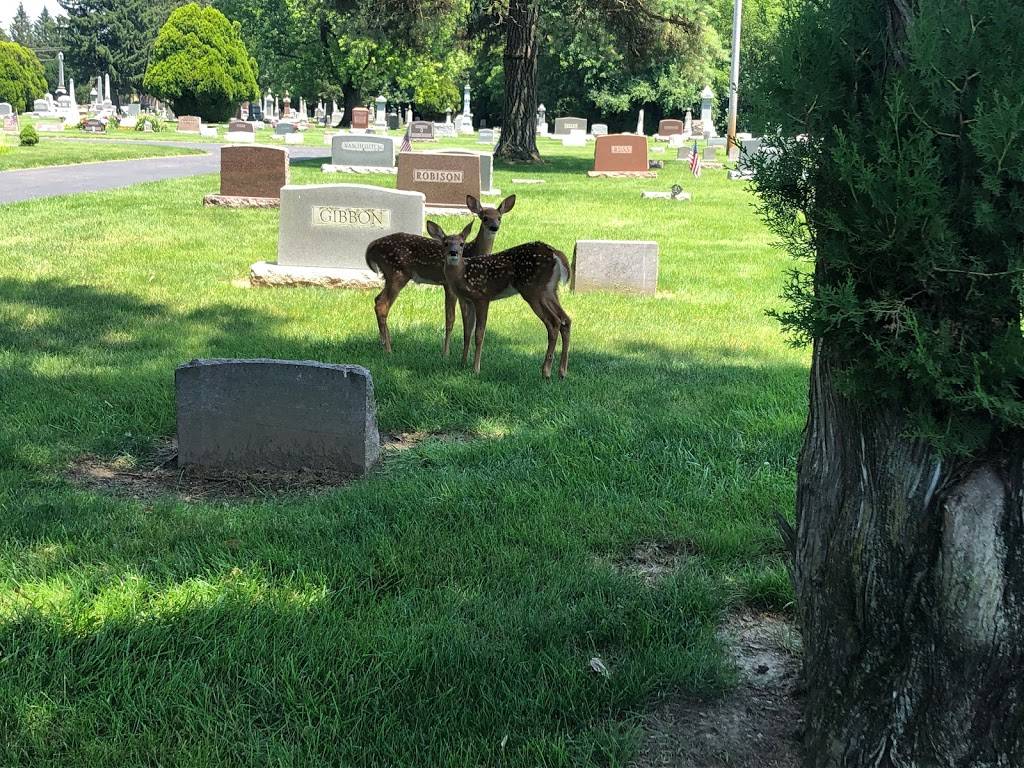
726;0;743;159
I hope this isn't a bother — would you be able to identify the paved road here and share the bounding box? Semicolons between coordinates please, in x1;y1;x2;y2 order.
0;139;329;205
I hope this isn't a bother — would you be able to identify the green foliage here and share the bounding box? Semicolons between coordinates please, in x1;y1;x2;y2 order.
9;2;34;46
144;3;259;123
750;0;1024;454
18;123;38;145
135;114;163;132
60;0;181;98
0;41;46;112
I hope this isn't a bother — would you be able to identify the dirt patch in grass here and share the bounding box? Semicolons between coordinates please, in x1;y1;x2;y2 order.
632;612;804;768
615;539;700;584
67;432;473;501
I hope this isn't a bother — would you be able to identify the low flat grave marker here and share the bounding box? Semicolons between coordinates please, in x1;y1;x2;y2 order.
554;116;587;135
203;145;289;208
176;359;380;476
323;135;397;174
251;183;425;287
397;153;481;212
177;115;201;133
274;122;297;135
571;240;659;296
589;134;654;177
82;118;105;133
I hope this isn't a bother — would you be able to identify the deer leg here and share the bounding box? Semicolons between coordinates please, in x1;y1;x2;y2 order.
442;285;457;357
461;301;475;367
526;295;559;379
544;296;572;379
373;273;409;353
472;301;489;375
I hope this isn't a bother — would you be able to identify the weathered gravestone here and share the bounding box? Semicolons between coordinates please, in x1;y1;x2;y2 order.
175;359;380;475
397;152;481;211
274;122;297;135
177;115;201;133
591;123;609;137
657;119;683;138
0;103;12;117
250;183;425;287
590;134;652;176
323;135;397;174
478;128;495;144
554;116;587;135
204;145;289;208
571;240;659;296
410;121;435;141
386;112;400;130
350;107;370;130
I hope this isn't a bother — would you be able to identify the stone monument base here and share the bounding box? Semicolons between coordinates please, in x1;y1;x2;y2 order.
250;262;383;289
586;171;657;178
321;164;398;175
204;194;280;209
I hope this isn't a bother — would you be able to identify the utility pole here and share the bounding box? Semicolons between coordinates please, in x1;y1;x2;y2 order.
726;0;743;158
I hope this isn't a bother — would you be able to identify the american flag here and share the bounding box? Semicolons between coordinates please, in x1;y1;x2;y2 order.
400;123;412;153
689;142;702;178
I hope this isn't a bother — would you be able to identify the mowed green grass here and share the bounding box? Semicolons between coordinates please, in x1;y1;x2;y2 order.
0;136;806;767
0;136;201;171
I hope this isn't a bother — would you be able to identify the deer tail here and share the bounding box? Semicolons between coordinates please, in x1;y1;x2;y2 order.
365;243;382;274
554;248;570;284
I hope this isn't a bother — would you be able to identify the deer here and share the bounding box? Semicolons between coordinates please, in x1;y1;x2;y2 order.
365;194;517;356
425;220;572;380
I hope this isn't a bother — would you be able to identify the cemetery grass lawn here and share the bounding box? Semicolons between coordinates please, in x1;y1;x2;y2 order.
0;137;202;172
0;138;807;767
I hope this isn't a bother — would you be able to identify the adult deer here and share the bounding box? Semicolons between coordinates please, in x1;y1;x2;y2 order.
425;220;571;379
365;195;516;355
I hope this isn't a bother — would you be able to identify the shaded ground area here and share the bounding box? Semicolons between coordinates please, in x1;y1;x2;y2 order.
67;433;474;501
634;612;804;768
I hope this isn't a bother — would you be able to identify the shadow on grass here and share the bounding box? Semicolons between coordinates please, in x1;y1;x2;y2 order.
0;274;804;767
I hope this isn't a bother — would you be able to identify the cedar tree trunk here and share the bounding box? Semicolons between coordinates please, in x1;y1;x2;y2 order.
794;347;1024;767
495;0;540;162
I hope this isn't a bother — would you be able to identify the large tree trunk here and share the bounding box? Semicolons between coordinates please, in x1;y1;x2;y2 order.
495;0;540;162
794;345;1024;766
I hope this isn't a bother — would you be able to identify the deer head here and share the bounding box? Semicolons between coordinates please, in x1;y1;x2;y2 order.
466;194;516;234
426;220;475;266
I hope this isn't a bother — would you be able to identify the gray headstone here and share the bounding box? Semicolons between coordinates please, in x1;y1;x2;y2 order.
738;138;762;173
33;99;48;113
331;135;396;168
410;121;434;141
0;103;12;116
703;147;717;162
175;359;380;475
591;123;609;136
278;183;425;270
123;104;140;116
478;128;494;144
274;122;297;135
386;112;400;130
554;116;587;135
571;240;659;296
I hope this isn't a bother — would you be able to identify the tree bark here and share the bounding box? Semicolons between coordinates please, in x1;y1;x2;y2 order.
794;345;1024;767
495;0;541;162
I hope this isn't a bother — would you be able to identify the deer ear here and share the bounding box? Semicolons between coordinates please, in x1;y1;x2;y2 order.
426;221;445;242
466;195;482;214
460;221;475;240
497;194;516;214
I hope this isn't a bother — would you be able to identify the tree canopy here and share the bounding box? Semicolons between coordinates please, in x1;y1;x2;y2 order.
143;3;259;122
0;40;47;111
750;0;1024;453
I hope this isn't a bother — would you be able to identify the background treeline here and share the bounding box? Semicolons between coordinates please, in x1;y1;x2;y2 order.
5;0;789;129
